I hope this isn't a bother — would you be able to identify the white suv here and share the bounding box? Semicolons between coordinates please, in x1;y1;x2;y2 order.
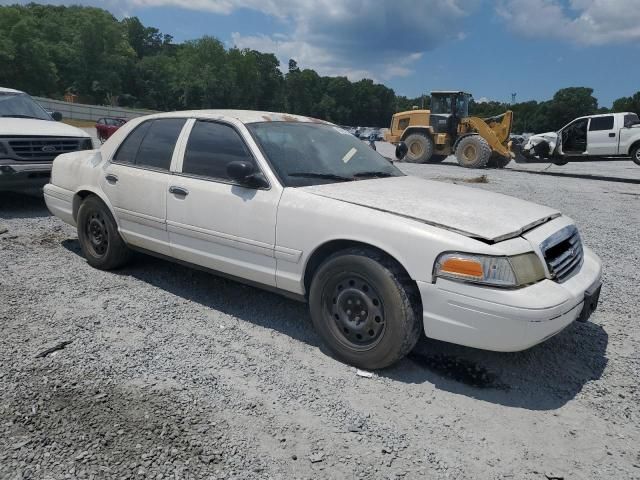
0;87;92;191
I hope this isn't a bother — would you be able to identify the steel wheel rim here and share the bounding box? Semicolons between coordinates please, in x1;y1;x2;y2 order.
323;274;386;351
86;211;109;257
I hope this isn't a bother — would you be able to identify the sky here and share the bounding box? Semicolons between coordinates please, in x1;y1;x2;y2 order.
3;0;638;106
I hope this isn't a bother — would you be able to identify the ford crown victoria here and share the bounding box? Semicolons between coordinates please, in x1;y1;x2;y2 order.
44;110;602;369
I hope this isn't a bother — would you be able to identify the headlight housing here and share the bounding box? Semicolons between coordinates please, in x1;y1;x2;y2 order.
434;252;545;288
80;138;93;150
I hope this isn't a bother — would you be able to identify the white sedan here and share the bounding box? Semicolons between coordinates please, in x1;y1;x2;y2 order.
44;110;603;369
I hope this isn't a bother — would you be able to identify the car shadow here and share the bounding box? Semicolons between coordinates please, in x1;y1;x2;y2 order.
0;190;50;220
61;239;609;411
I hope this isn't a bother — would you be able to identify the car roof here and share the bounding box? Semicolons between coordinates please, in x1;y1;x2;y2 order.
0;87;25;94
141;109;332;125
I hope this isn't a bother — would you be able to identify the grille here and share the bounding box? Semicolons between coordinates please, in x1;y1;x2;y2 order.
8;138;83;161
541;226;584;282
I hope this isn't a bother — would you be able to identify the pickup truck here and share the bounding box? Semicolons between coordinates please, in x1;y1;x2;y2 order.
0;87;93;191
521;112;640;166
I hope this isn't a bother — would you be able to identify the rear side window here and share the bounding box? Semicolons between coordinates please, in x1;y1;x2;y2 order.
624;114;639;127
182;121;255;181
589;116;614;131
135;118;186;170
113;121;152;164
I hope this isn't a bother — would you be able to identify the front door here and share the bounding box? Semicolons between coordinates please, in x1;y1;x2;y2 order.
166;119;281;287
101;118;187;256
560;118;588;155
587;115;617;156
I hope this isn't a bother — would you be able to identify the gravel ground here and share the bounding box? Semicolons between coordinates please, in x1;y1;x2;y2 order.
1;158;639;479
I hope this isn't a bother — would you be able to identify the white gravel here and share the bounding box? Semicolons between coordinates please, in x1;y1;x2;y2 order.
1;157;639;479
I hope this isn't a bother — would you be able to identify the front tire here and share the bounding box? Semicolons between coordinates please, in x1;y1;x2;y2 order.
77;195;131;270
631;145;640;166
455;135;491;168
403;132;434;163
309;248;421;369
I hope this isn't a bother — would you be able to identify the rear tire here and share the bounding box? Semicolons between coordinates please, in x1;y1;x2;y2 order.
455;135;491;168
309;248;421;370
631;145;640;166
77;195;131;270
403;132;434;163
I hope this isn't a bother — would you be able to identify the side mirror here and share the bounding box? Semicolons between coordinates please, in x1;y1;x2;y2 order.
51;111;63;122
226;160;268;188
395;141;408;160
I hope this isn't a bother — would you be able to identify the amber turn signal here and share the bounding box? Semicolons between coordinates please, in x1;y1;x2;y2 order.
439;257;484;278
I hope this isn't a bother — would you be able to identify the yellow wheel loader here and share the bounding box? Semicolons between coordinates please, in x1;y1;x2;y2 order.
385;91;514;168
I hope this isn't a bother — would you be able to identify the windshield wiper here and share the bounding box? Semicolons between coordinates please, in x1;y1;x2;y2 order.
352;171;394;179
289;172;352;182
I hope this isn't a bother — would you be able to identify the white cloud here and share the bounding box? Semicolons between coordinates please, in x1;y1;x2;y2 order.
498;0;640;45
130;0;478;81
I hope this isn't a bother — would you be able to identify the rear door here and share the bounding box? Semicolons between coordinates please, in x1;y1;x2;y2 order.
587;115;616;156
101;118;187;256
618;113;640;155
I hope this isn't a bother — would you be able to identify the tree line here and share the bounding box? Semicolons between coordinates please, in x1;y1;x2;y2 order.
1;4;638;131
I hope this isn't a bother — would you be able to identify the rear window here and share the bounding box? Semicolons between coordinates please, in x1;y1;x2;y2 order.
589;116;614;131
112;121;152;164
113;118;186;170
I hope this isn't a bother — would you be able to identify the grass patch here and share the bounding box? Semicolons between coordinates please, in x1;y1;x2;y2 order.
62;119;96;128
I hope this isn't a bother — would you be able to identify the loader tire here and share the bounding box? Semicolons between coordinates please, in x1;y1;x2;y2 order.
403;132;434;163
488;152;511;168
455;135;491;168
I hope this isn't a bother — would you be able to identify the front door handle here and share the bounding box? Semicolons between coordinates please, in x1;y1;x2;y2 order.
169;186;189;197
608;133;616;138
105;174;118;184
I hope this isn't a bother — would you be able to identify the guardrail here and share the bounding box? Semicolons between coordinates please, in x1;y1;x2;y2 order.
33;97;158;122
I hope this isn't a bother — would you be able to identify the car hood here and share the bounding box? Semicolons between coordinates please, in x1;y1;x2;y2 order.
300;175;560;242
523;131;559;152
0;118;89;137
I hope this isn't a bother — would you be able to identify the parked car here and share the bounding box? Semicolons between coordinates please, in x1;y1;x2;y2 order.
96;117;127;143
44;110;602;369
0;87;93;191
521;112;640;166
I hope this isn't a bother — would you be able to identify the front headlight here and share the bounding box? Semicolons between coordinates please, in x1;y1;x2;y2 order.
80;138;93;150
434;252;545;288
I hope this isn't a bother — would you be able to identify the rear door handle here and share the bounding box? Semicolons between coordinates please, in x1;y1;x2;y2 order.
105;174;118;184
608;133;616;137
169;186;189;197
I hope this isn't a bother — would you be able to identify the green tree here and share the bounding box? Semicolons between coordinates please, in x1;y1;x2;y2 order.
612;92;640;116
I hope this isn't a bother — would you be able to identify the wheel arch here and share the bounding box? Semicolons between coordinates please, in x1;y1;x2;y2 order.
302;239;419;302
72;187;119;227
628;139;640;156
401;127;433;142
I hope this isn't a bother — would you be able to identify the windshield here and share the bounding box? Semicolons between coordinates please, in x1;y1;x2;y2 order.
0;92;52;120
431;95;452;115
247;122;403;187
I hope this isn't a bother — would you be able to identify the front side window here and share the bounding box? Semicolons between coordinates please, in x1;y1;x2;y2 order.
182;121;256;181
247;122;403;187
135;118;186;170
589;116;614;131
624;114;639;128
